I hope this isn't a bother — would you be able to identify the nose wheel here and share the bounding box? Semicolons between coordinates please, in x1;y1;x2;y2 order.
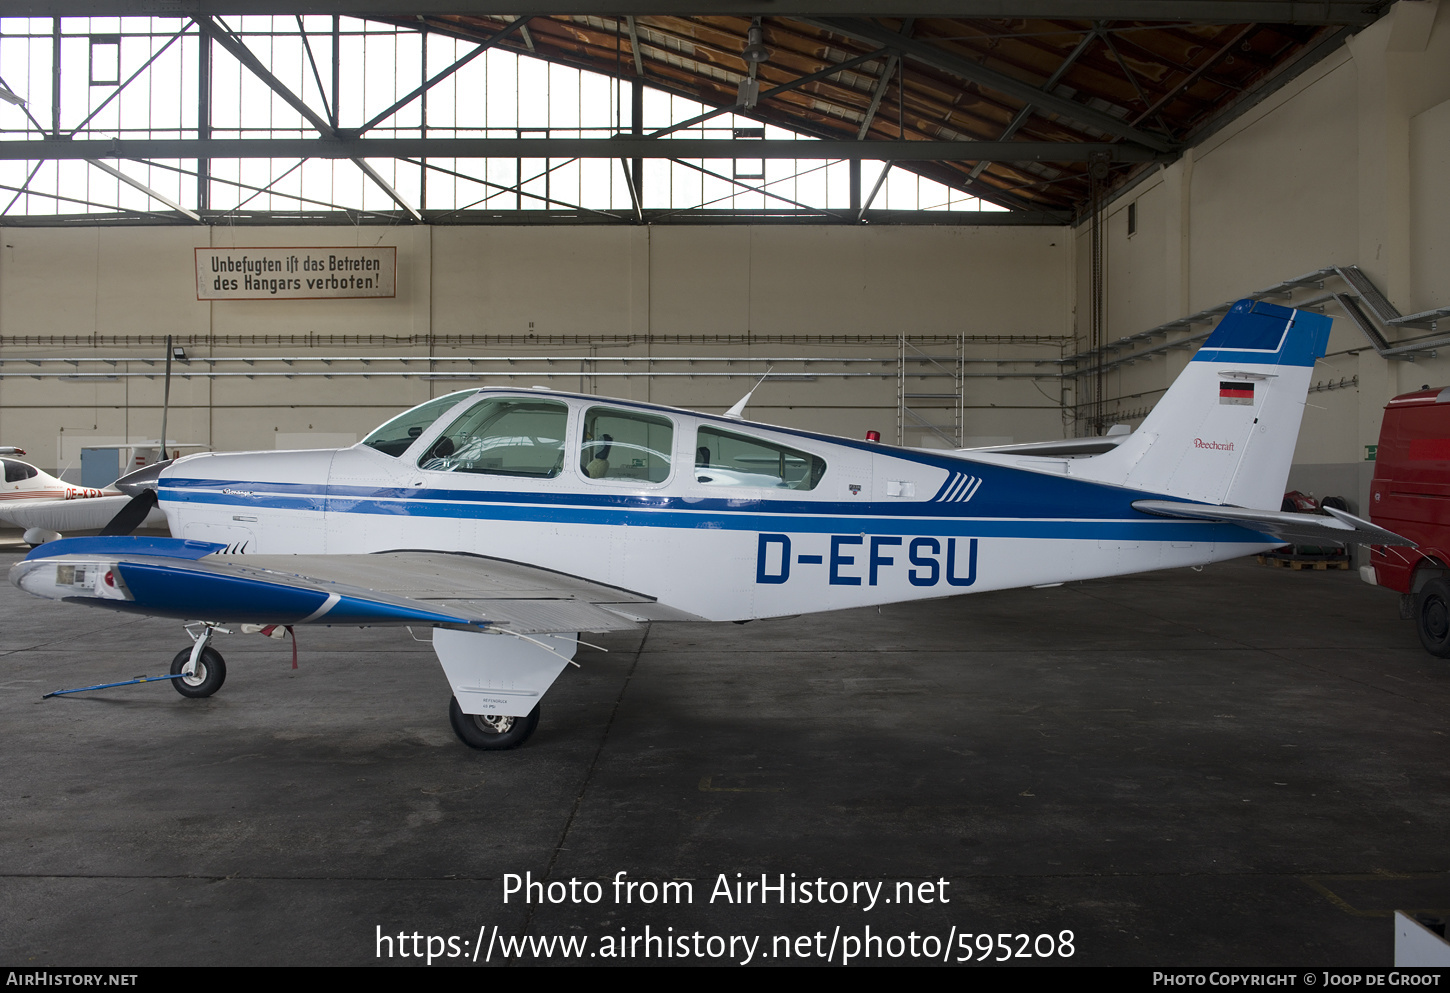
169;622;229;698
170;646;226;698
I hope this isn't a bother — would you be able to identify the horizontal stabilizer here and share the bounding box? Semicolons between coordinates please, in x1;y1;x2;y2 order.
955;425;1131;458
1132;500;1414;546
957;435;1129;457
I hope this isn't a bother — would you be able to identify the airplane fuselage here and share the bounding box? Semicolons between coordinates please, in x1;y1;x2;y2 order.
1;457;108;502
155;389;1275;622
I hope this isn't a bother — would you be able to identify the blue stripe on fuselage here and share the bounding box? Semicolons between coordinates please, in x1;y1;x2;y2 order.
158;477;1270;544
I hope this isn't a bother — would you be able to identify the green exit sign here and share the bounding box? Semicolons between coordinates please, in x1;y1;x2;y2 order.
1366;444;1378;461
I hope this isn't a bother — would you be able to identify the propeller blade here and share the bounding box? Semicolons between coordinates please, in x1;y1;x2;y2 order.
99;488;159;537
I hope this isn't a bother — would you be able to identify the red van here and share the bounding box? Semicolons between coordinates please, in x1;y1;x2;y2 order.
1368;387;1450;655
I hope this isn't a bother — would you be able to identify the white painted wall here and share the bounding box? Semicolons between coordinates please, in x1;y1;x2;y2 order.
8;0;1447;505
0;222;1073;473
1076;0;1450;515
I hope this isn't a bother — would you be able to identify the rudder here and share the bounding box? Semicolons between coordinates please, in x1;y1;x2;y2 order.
1073;299;1332;509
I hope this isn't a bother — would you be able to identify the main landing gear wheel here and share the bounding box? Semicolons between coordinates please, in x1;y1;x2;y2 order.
170;647;227;698
1416;578;1450;658
448;696;540;750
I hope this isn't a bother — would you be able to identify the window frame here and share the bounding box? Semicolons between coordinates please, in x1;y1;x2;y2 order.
577;404;678;489
692;423;828;493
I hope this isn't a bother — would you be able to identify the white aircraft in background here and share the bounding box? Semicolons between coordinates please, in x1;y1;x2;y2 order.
9;300;1411;750
0;449;133;541
0;443;197;543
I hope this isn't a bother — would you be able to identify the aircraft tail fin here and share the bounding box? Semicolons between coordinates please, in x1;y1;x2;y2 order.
1072;299;1332;509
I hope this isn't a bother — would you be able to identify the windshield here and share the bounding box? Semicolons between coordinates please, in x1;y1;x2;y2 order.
360;391;476;457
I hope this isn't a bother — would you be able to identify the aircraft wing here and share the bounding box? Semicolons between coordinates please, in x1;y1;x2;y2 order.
0;496;167;533
1132;500;1414;546
9;537;703;633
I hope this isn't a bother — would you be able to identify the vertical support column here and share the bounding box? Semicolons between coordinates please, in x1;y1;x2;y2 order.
849;159;861;217
627;226;651;400
1348;4;1430;517
412;226;433;342
1160;151;1194;386
197;30;211;211
330;15;341;130
631;77;643;217
896;333;905;446
50;18;61;137
418;25;426;211
955;333;964;448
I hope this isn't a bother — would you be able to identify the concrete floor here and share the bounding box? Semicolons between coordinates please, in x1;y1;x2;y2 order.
1;547;1447;967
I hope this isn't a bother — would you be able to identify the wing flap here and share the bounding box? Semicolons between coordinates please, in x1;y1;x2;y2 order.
432;598;641;634
1132;499;1414;546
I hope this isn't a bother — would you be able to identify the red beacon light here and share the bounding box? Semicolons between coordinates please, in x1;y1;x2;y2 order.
865;430;881;443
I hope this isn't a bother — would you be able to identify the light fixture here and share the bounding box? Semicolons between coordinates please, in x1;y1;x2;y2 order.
737;77;760;109
742;19;770;64
172;346;187;361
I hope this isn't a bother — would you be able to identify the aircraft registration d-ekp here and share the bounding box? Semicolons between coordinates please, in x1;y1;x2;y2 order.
9;300;1413;750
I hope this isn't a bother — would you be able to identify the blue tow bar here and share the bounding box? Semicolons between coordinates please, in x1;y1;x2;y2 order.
43;673;188;699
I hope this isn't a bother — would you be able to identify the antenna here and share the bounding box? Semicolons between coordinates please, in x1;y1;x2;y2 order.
723;367;773;420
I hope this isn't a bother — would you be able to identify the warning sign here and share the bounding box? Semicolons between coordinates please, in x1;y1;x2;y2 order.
196;247;396;300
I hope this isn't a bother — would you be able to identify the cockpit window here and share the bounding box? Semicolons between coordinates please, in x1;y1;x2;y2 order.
2;459;37;483
695;426;826;490
361;391;475;457
419;398;569;478
580;407;673;484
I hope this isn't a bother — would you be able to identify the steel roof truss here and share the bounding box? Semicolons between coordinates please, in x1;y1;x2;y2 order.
355;16;534;136
967;24;1099;182
85;158;202;222
811;16;1178;153
642;46;892;141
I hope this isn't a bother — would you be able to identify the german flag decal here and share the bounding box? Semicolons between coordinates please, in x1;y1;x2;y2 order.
1220;381;1254;405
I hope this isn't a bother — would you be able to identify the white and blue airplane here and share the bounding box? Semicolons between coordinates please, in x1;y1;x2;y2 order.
8;299;1410;750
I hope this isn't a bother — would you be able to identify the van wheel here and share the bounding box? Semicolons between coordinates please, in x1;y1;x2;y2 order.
1415;579;1450;657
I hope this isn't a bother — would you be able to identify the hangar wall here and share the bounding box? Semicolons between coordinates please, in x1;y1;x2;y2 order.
7;0;1447;502
1077;0;1450;515
0;223;1072;475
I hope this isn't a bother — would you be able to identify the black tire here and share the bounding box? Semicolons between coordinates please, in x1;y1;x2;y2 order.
1416;579;1450;658
448;696;540;750
1321;495;1351;513
170;647;226;698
